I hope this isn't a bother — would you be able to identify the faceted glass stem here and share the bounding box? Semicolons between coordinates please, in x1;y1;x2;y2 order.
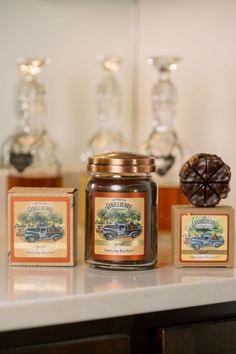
140;56;182;176
16;57;49;135
148;56;180;131
80;55;127;162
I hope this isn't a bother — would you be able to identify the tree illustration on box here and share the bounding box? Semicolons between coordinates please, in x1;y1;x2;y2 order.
16;211;63;228
183;216;224;245
96;206;141;225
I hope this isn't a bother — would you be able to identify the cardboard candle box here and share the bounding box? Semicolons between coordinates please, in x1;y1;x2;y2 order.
172;205;234;268
8;187;78;266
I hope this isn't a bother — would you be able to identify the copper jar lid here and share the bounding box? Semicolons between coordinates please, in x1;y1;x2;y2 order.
87;152;156;174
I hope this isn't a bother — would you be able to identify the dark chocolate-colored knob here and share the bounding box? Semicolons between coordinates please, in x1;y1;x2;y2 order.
179;153;231;207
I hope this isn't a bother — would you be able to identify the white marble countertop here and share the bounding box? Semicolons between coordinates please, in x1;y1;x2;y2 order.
0;234;236;333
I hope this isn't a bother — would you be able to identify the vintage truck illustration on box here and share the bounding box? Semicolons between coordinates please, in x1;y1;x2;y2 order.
190;234;224;250
24;225;64;243
102;222;142;240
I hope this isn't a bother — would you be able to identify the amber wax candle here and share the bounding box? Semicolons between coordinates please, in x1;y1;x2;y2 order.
85;152;157;270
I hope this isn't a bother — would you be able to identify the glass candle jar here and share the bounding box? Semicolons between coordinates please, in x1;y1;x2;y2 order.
85;152;157;270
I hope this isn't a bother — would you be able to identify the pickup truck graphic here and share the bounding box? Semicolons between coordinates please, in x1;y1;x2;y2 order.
102;223;142;240
191;234;224;250
24;225;64;243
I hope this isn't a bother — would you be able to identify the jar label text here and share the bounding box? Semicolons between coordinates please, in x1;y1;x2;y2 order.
92;192;147;260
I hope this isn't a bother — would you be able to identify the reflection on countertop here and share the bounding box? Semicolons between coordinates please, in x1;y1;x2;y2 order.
0;233;236;332
0;234;235;303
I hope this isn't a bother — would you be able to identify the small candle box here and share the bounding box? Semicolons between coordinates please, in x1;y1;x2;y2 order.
172;205;234;267
8;187;78;266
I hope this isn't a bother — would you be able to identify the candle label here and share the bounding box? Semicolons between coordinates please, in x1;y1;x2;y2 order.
92;192;147;260
10;196;71;264
180;214;229;263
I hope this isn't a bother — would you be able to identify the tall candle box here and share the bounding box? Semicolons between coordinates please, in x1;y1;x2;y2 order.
172;205;234;268
8;187;78;266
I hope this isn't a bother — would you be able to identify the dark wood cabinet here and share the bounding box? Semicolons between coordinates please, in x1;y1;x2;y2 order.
154;319;236;354
1;302;236;354
1;334;130;354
